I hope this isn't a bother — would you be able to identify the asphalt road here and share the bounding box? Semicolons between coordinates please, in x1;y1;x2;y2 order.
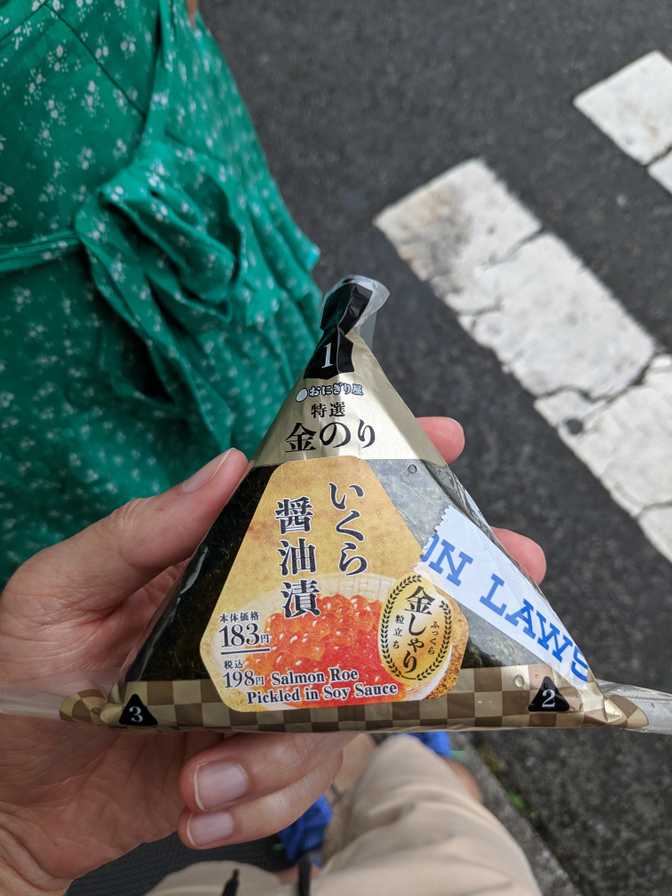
198;3;672;895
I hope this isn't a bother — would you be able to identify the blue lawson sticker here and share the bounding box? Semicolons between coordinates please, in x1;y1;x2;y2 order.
416;506;590;689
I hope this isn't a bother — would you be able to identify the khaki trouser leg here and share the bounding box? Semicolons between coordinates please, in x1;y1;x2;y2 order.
314;736;541;896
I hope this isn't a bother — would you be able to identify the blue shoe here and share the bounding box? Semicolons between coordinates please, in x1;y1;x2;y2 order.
407;730;452;757
277;794;333;865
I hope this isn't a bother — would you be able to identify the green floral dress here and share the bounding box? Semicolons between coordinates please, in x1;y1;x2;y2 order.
0;0;322;582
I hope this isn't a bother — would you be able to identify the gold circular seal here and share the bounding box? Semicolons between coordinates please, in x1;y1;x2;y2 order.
378;574;469;696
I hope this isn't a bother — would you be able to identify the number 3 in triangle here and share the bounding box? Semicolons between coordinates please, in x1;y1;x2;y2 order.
528;676;570;713
119;693;158;727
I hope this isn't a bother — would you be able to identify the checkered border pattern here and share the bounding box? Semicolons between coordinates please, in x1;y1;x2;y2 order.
60;689;107;725
599;693;649;730
58;664;647;732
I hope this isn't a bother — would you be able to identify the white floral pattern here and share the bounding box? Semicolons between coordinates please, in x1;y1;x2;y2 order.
0;0;321;580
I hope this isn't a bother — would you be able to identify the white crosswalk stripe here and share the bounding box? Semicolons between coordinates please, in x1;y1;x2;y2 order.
376;159;672;562
575;50;672;193
649;152;672;193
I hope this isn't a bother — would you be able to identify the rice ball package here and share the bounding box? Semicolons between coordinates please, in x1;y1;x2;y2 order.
56;276;672;735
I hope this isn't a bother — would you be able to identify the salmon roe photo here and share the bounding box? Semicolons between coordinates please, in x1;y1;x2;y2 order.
246;594;406;707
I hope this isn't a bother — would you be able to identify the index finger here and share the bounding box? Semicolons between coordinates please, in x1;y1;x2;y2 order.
417;416;465;464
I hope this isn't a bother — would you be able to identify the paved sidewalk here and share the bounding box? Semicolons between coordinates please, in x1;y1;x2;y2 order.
453;736;581;896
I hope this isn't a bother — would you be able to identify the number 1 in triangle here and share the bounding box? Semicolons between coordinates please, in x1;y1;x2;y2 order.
119;693;158;727
528;676;570;713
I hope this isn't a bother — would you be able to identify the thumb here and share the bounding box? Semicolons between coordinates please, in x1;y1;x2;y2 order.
10;449;250;615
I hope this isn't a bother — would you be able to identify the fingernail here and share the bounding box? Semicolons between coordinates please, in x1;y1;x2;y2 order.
187;810;234;847
195;761;248;811
181;451;232;493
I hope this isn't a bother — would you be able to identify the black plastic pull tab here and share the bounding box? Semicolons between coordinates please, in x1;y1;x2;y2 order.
119;693;158;727
528;676;570;713
303;323;355;380
319;276;375;336
304;276;388;380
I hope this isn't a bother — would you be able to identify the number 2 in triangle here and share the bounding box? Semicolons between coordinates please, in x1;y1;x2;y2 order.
528;677;570;713
119;693;158;727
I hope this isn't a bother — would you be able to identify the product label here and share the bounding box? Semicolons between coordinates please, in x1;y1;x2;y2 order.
379;573;468;696
253;334;446;468
200;457;468;711
417;506;591;688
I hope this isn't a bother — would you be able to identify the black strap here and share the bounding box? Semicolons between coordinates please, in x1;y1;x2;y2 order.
297;854;312;896
221;867;239;896
221;858;311;894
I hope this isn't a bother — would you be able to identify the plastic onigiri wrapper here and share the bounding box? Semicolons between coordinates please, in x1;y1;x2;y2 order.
10;277;672;735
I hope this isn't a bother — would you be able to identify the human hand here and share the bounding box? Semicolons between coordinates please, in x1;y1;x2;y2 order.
0;418;545;894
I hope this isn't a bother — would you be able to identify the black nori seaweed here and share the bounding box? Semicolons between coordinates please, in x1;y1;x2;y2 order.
126;466;275;681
